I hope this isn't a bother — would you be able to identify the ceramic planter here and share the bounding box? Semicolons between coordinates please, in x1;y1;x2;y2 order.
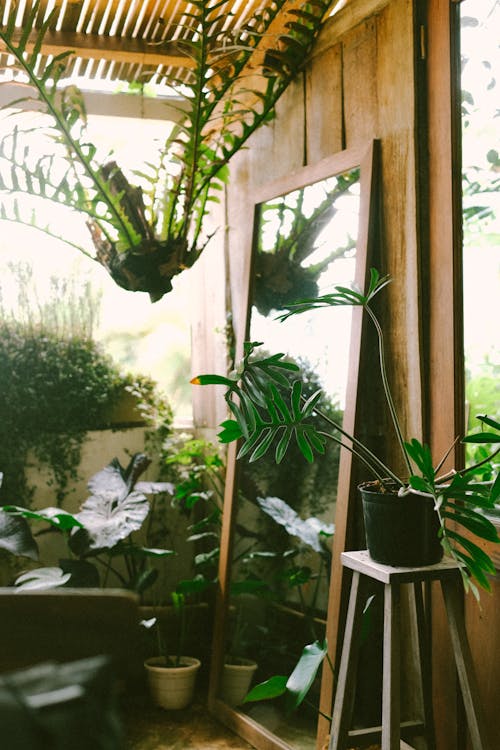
359;482;443;567
144;656;201;710
220;658;258;706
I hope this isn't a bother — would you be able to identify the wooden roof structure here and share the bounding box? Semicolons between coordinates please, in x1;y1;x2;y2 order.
0;0;346;94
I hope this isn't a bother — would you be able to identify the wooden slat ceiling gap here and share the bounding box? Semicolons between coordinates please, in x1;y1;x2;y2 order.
0;0;348;91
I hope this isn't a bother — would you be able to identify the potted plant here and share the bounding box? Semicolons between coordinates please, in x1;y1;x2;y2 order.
136;435;227;709
192;269;500;598
217;493;335;709
142;589;203;711
220;655;259;708
220;579;263;707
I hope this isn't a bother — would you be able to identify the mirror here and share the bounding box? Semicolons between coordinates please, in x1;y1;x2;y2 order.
209;143;378;750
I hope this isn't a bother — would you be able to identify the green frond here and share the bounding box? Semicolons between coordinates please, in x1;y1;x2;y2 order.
0;0;332;299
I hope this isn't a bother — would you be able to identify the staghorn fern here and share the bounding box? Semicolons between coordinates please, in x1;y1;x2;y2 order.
0;0;334;301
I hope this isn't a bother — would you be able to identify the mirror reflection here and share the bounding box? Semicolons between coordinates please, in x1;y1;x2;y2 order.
220;166;361;749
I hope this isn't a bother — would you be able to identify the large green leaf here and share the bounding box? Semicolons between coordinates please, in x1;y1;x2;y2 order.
0;510;38;560
2;505;83;531
15;566;71;590
285;639;328;712
75;455;155;549
244;675;288;703
257;496;334;553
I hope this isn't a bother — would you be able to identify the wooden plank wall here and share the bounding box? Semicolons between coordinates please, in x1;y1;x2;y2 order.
220;0;423;494
192;1;497;748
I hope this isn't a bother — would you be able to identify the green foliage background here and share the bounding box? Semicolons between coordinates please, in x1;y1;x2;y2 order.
0;324;134;506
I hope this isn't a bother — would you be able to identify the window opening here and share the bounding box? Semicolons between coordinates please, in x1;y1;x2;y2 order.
461;0;499;457
0;113;193;422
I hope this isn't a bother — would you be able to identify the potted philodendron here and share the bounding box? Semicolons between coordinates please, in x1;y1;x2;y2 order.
191;268;499;718
192;269;500;600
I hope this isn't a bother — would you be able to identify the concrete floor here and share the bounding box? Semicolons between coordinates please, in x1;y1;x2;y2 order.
122;693;254;750
121;689;381;750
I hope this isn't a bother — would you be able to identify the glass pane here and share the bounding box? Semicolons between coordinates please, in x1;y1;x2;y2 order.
221;167;361;750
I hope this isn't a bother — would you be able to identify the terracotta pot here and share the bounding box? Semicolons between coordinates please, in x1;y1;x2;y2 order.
359;482;443;567
220;658;258;706
144;656;201;710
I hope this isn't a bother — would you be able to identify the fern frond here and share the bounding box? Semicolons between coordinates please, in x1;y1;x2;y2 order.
0;0;333;300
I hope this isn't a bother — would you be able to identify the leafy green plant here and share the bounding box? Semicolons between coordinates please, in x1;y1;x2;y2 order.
138;436;226;665
145;434;225;590
236;498;369;718
192;269;500;597
238;352;342;519
239;496;333;630
243;590;376;719
0;322;138;506
219;493;334;710
0;0;333;302
244;639;329;716
253;169;360;315
0;453;175;596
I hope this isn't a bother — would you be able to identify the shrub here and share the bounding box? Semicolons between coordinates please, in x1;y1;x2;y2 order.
0;322;132;505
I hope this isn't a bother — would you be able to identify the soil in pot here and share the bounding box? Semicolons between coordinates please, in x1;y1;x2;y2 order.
144;656;201;710
359;481;443;567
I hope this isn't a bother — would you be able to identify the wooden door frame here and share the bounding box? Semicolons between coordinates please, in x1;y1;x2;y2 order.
424;2;464;749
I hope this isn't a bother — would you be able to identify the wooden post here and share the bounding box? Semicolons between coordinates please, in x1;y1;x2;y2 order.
425;3;464;749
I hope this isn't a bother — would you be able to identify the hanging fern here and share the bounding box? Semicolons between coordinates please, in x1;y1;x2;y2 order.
0;1;334;301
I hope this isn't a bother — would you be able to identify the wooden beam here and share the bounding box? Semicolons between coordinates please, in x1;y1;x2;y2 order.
0;82;187;120
2;0;331;74
313;0;391;57
0;29;195;69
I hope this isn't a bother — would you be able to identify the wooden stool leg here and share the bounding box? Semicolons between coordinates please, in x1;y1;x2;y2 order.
440;573;491;750
411;581;436;750
330;571;368;750
382;581;401;750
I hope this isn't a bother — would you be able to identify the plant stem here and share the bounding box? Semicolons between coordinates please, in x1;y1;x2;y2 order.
93;553;127;588
319;431;402;487
365;305;413;477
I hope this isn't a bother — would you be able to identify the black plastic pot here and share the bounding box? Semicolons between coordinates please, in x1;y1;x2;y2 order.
359;482;443;567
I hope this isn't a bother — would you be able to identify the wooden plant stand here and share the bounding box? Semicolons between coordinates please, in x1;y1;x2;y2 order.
329;550;492;750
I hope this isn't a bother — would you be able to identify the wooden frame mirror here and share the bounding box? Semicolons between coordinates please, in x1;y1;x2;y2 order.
208;141;379;750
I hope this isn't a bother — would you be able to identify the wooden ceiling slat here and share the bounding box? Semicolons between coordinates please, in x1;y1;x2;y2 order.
1;28;196;67
96;0;117;35
59;3;84;33
75;0;96;33
84;0;110;35
0;1;340;91
137;0;174;40
118;0;145;38
108;0;128;36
